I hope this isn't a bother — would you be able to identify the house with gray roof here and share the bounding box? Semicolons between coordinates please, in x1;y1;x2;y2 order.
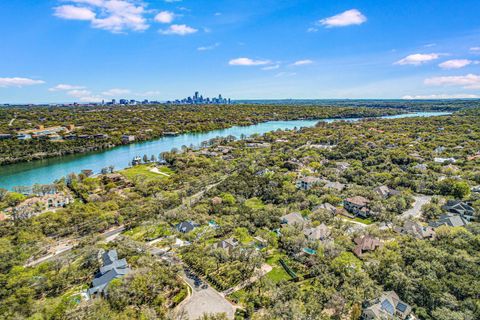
374;185;401;198
394;220;435;240
296;176;322;190
442;200;476;221
176;221;197;233
280;212;305;227
217;237;239;254
87;250;130;297
362;291;416;320
314;202;337;215
429;213;470;228
303;223;331;242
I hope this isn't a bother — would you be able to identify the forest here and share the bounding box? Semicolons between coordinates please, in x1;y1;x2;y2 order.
0;105;479;319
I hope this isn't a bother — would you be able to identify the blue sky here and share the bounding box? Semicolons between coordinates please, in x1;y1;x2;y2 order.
1;0;480;103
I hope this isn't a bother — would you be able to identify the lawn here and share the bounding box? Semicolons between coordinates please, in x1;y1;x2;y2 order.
265;253;294;283
120;164;174;181
343;216;374;225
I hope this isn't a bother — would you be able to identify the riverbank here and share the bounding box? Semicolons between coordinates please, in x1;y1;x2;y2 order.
0;111;452;190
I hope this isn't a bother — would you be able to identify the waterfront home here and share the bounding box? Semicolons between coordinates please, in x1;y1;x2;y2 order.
429;213;469;228
217;238;239;254
280;212;305;227
296;176;322;190
394;220;435;240
344;196;371;218
87;250;130;297
303;223;330;241
362;291;415;320
374;185;401;198
353;235;382;258
442;200;476;221
93;134;109;139
81;169;94;177
121;135;135;144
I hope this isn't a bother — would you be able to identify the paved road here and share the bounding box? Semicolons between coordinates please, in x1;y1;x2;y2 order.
24;225;125;267
175;269;235;320
401;195;432;220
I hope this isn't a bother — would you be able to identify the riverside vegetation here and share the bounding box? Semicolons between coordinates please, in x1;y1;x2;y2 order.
0;105;479;319
0;100;475;165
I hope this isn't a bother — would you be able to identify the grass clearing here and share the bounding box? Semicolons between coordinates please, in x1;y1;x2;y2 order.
120;164;173;182
265;253;293;283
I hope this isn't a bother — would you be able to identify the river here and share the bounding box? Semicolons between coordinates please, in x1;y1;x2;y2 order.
0;111;451;190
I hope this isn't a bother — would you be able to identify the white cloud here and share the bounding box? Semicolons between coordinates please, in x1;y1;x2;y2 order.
214;12;222;16
102;88;131;96
159;24;197;35
439;59;472;69
395;53;440;65
229;57;271;66
154;11;174;24
292;59;313;66
49;84;85;91
54;1;149;33
424;74;480;89
470;47;480;52
197;43;220;51
0;77;45;88
262;64;280;70
318;9;367;28
275;72;296;78
403;94;480;99
164;0;181;2
307;27;318;32
54;5;96;20
67;89;92;98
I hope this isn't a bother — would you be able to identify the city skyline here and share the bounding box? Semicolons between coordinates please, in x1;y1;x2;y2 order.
1;0;480;103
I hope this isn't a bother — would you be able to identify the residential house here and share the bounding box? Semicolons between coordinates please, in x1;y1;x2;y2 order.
296;176;322;190
0;134;13;140
442;200;476;221
429;213;469;228
413;164;427;171
314;202;337;215
253;236;268;249
344;196;371;218
7;192;73;220
280;212;305;227
434;157;456;163
217;238;239;253
176;221;197;233
394;220;435;240
303;223;330;241
87;250;130;297
121;135;135;144
336;162;351;171
353;235;382;257
81;169;94;177
362;291;415;320
472;186;480;193
374;185;401;198
323;181;346;192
